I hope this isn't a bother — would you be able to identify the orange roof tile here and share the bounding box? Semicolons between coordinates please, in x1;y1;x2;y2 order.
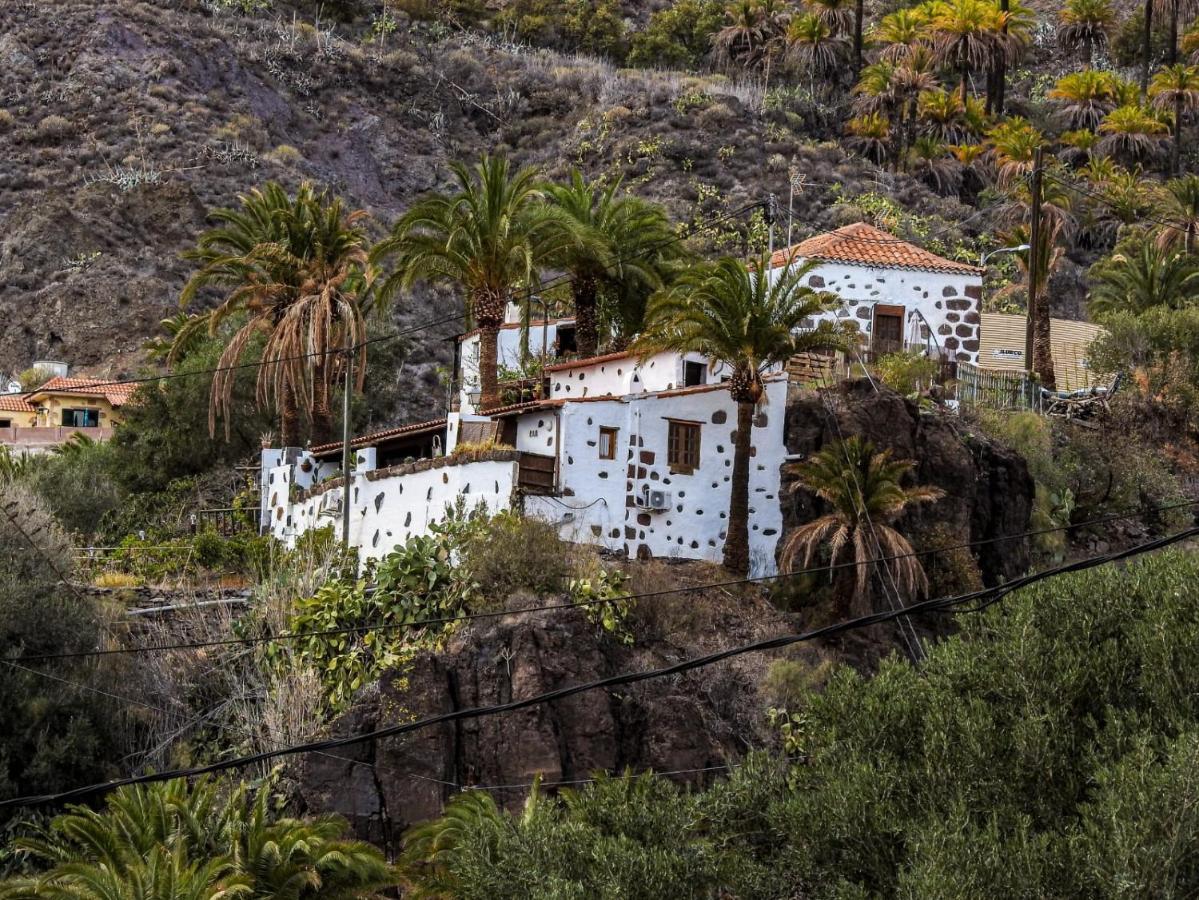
0;395;35;413
29;376;138;407
544;350;636;372
769;223;982;275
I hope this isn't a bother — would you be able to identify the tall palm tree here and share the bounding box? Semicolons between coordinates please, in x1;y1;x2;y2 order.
804;0;855;36
1149;63;1199;174
785;13;851;95
1057;0;1116;65
543;172;676;359
781;436;943;617
986;0;1034;115
1157;174;1199;253
1089;236;1199;315
372;155;568;412
712;0;770;71
871;7;932;62
987;116;1044;187
1049;70;1119;132
181;182;373;446
635;254;845;575
1097;104;1170;165
846;113;894;164
929;0;1005;104
2;777;394;899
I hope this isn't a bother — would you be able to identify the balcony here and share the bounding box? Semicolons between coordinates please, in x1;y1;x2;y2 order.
0;425;114;454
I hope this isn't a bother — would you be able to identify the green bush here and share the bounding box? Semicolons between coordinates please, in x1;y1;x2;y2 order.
627;0;725;69
399;550;1199;897
494;0;627;59
460;511;574;605
874;351;940;396
28;439;122;537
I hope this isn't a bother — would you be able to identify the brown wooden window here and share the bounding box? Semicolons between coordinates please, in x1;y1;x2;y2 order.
598;426;619;460
667;420;701;472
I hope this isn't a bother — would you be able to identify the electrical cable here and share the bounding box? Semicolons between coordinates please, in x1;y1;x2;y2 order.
8;496;1196;665
1043;171;1195;236
4;524;1193;810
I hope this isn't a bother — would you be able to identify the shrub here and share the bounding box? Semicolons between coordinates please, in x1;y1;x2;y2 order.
28;439;122;537
494;0;627;59
875;351;940;396
460;511;573;605
627;0;725;69
34;114;71;142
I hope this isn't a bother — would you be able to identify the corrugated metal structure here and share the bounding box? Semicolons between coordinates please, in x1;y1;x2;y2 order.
978;314;1106;391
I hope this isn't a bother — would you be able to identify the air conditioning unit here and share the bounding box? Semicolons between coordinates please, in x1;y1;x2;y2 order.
637;488;671;511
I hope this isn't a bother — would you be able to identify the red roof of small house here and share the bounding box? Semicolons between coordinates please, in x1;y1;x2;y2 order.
0;395;35;413
28;376;138;407
769;223;982;275
309;418;447;457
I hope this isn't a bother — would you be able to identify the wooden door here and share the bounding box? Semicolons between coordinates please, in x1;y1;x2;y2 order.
872;305;905;357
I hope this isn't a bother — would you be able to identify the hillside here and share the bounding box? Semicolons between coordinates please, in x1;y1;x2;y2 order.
1;0;1016;406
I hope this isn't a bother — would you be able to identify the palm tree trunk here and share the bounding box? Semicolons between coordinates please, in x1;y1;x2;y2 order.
960;64;970;105
473;288;507;412
280;381;300;448
1169;0;1179;64
573;272;600;358
853;0;865;78
995;0;1009;114
1142;0;1154;97
723;395;755;576
1031;284;1056;390
311;357;333;445
1174;95;1183;176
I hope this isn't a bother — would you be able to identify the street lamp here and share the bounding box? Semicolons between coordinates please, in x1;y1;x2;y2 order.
979;244;1030;267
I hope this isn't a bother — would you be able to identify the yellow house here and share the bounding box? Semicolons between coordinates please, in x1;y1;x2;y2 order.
0;395;37;430
24;376;136;429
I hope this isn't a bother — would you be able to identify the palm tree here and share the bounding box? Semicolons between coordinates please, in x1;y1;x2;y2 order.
928;0;1004;104
986;0;1034;115
1049;70;1119;131
543;173;676;359
909;137;964;193
712;0;770;71
181;182;373;446
1157;174;1199;252
804;0;855;35
2;777;395;899
846;113;893;164
1089;236;1199;315
1097;104;1170;165
399;789;508;898
987;116;1044;187
1149;64;1199;174
1057;0;1116;65
872;8;931;62
635;254;845;575
785;13;850;95
781;436;943;617
373;155;568;412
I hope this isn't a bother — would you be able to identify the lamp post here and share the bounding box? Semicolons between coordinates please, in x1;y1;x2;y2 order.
978;244;1030;268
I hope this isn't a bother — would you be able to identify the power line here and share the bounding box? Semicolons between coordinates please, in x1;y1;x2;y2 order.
1044;171;1194;236
4;524;1193;810
10;496;1195;665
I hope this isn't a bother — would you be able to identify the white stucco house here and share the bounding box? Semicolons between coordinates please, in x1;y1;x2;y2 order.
260;222;980;577
768;222;984;364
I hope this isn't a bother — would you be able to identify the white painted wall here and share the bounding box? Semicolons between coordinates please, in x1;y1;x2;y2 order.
274;455;521;563
770;259;984;363
547;351;735;401
526;378;789;576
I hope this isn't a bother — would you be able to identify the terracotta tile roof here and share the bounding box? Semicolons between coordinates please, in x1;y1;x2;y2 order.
769;223;983;275
309;418;447;456
29;376;139;407
482;399;566;416
0;395;35;413
544;350;636;372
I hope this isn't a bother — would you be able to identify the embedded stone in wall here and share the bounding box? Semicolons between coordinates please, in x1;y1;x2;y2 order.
711;410;727;424
965;284;982;299
942;286;956;296
374;492;385;513
753;412;768;428
955;324;971;337
404;511;412;527
856;307;871;319
944;337;960;350
639;450;655;464
938;324;952;336
637;513;652;526
963;339;980;352
947;298;971;311
965;311;980;324
946;312;960;323
808;275;825;288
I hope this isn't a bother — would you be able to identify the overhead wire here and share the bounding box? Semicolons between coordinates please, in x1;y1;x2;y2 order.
4;523;1194;811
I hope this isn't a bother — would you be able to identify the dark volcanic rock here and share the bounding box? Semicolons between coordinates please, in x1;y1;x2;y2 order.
782;379;1034;586
297;597;784;849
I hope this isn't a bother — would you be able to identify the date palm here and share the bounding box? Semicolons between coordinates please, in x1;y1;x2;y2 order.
1149;64;1199;175
543;172;676;359
1049;69;1119;131
872;8;931;62
929;0;1004;104
785;13;850;94
918;87;971;142
846;113;893;164
1089;237;1199;315
987;116;1044;187
804;0;855;35
373;155;568;412
781;436;943;617
1157;174;1199;253
1097;104;1169;165
181;181;372;447
1057;0;1116;65
636;254;845;575
1;777;394;900
713;0;771;70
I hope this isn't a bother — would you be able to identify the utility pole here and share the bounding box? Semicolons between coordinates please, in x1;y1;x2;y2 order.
339;348;354;556
1026;146;1056;391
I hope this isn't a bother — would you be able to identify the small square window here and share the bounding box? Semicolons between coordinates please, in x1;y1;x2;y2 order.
683;360;707;387
598;426;618;460
667;420;701;472
0;419;10;429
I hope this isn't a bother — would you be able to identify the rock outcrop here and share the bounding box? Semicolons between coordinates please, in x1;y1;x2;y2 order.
782;380;1035;586
297;583;792;849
